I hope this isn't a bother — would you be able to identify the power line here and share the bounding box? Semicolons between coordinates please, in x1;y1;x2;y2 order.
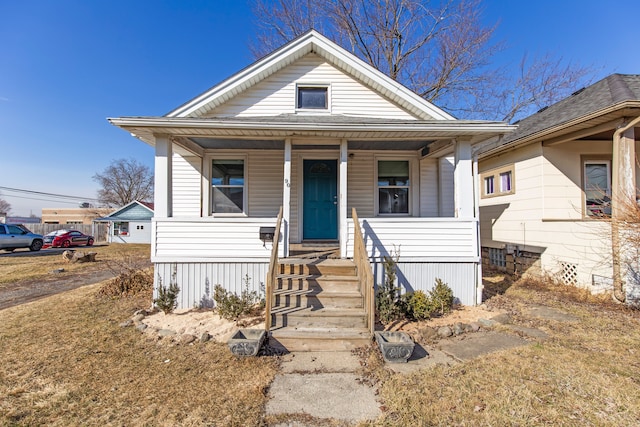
0;194;84;205
0;186;100;202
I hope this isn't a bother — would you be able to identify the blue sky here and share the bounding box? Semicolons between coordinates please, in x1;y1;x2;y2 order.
1;0;639;216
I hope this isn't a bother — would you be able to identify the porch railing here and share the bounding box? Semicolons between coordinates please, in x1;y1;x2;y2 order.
265;206;283;331
352;208;375;334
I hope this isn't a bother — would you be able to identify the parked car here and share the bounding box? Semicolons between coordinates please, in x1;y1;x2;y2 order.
0;224;44;252
43;229;94;248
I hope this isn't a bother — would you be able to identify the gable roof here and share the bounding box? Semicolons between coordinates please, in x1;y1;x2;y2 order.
101;200;154;221
480;74;640;156
166;30;454;121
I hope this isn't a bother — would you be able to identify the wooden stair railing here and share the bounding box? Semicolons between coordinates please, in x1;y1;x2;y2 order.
265;206;283;332
352;208;375;334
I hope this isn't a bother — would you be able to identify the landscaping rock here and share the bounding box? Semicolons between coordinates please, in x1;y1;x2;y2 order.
453;322;467;335
478;318;498;328
71;251;97;263
200;332;211;343
491;313;512;324
180;334;196;345
158;329;176;337
51;268;65;274
469;322;481;332
136;323;148;332
133;309;148;316
418;326;438;342
62;250;75;262
132;314;145;322
438;326;453;338
119;320;133;328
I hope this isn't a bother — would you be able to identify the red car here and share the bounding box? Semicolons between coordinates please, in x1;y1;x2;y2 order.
43;230;94;248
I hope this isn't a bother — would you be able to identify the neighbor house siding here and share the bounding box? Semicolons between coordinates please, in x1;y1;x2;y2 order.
172;153;202;216
206;53;418;119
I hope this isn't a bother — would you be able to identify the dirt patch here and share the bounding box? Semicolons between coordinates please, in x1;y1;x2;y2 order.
140;309;265;342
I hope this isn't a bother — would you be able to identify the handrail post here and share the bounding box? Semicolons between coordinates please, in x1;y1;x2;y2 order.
265;206;283;332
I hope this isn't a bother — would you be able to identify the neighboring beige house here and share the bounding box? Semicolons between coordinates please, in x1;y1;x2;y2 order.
109;31;514;350
478;74;640;303
41;207;110;225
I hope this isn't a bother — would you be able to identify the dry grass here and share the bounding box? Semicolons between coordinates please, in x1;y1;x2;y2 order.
0;243;151;287
0;282;279;426
366;277;640;426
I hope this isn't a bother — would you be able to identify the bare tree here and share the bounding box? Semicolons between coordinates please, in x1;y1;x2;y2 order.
93;159;154;208
251;0;591;122
0;198;11;215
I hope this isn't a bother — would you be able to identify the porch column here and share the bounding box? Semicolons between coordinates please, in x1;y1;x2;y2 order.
612;118;640;303
154;134;173;218
454;138;474;218
282;139;292;257
339;139;348;258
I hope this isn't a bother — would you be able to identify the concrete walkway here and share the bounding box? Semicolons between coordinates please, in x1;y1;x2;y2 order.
266;351;380;424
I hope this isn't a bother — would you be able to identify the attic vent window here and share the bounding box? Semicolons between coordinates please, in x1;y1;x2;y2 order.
297;85;328;110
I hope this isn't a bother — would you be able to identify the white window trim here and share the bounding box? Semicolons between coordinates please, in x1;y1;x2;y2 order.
205;153;249;217
375;156;415;216
295;83;331;114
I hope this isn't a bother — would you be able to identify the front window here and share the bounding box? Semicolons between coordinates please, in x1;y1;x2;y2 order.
211;159;245;214
584;161;611;217
378;160;409;214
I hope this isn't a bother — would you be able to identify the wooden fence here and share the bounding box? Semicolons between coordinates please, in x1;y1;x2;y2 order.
21;223;109;243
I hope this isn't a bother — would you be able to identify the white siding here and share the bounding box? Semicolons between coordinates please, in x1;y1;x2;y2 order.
347;151;375;218
439;156;455;216
155;262;269;309
420;157;439;217
347;217;478;260
172;154;202;216
207;53;418;119
153;218;283;262
115;221;151;244
247;150;284;217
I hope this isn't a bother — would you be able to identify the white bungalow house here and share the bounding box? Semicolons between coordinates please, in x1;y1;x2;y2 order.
477;74;640;304
95;200;154;244
109;31;514;349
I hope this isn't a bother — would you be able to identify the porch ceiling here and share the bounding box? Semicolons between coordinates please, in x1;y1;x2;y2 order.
188;137;432;151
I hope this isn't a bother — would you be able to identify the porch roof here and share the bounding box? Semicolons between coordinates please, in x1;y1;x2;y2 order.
108;114;515;155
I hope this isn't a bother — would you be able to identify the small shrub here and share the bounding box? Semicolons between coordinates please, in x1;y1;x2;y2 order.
214;274;262;321
154;275;180;314
404;290;434;320
429;278;454;316
375;250;405;324
98;251;153;298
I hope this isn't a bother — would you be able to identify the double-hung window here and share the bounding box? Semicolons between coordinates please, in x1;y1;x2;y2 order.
211;159;245;214
378;160;410;214
584;160;611;217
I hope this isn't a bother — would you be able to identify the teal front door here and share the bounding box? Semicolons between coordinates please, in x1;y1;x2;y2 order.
303;159;338;240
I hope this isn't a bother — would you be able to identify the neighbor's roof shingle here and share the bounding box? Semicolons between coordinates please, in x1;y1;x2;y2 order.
504;74;640;144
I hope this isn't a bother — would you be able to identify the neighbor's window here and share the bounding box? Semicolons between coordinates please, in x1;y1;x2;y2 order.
114;222;129;236
481;165;515;198
584;160;611;217
378;160;410;214
297;86;328;110
211;159;245;214
484;176;495;196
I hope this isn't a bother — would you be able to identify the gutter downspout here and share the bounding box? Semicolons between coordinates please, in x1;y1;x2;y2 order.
473;154;483;305
611;115;640;303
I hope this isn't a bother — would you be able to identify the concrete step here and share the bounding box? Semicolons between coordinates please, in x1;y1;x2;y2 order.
273;288;363;309
269;327;372;352
271;307;367;329
279;258;357;276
